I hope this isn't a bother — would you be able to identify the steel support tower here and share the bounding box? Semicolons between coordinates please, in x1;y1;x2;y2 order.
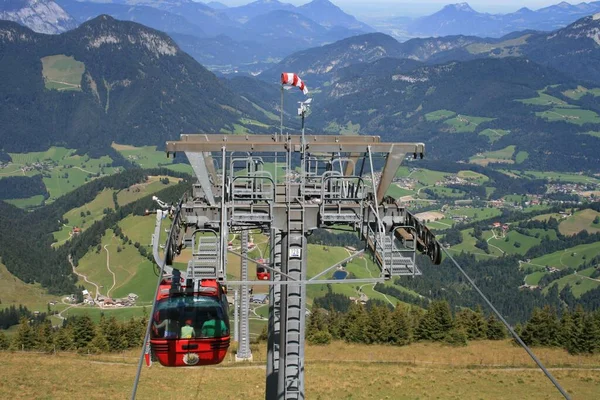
154;133;441;400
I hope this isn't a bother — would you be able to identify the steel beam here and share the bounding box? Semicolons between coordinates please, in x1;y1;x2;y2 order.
167;140;425;155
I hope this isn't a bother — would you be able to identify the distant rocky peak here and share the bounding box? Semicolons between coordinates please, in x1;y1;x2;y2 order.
445;2;475;12
80;15;178;58
0;0;77;34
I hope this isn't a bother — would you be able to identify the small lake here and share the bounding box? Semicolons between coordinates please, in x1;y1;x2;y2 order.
332;270;348;280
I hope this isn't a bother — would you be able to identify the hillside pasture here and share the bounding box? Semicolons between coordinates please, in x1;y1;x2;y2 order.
6;147;117;201
1;341;599;399
519;170;599;184
449;228;503;259
116;175;181;206
75;229;156;302
443;114;494;133
41;54;84;91
562;85;600;100
0;262;57;312
543;267;600;298
536;107;600;125
469;145;516;166
478;128;510;143
424;109;456;121
4;195;46;209
52;188;115;246
530;242;600;271
518;90;572;107
488;230;541;256
111;143;188;171
457;170;489;184
558;209;600;236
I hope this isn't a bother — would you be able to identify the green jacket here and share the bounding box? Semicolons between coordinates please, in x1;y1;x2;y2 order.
200;319;228;338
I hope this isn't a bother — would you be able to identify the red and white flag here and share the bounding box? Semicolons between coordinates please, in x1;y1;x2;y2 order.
281;72;308;95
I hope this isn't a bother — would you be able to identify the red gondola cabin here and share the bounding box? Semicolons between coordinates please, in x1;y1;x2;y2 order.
150;278;230;367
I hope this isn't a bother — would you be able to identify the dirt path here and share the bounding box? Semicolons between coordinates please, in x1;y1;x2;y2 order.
68;255;100;299
487;233;505;255
104;244;117;298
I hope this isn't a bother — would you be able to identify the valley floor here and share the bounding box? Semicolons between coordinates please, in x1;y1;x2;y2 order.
0;341;598;399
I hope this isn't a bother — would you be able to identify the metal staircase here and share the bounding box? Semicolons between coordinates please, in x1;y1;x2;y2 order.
279;202;306;399
236;229;252;361
186;232;221;280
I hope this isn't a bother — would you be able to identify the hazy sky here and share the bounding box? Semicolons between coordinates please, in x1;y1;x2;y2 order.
213;1;588;17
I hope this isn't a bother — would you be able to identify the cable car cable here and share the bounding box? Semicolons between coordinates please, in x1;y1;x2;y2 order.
439;245;571;400
130;197;185;400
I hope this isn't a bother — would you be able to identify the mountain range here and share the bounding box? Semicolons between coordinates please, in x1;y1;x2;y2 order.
0;16;274;153
263;14;600;86
382;1;600;39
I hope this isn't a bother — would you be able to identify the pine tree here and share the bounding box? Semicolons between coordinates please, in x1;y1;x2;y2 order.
0;330;9;350
35;320;55;352
327;307;343;340
88;326;110;354
54;327;74;351
389;304;412;346
342;303;368;343
70;315;96;349
124;317;145;348
12;317;35;350
580;314;600;354
416;301;453;342
486;315;506;340
559;310;574;351
102;316;127;351
568;305;586;354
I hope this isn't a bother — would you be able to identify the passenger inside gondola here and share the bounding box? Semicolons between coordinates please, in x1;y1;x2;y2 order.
152;294;229;340
200;310;228;338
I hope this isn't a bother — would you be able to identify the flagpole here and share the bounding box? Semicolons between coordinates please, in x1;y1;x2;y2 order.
276;84;284;185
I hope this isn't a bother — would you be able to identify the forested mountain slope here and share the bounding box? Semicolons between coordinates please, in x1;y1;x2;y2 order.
0;16;272;153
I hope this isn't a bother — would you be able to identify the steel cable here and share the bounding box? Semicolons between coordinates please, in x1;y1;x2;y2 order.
440;246;571;400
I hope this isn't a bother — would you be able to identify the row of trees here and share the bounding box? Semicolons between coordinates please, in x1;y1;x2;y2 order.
307;300;506;347
307;299;600;355
0;314;146;354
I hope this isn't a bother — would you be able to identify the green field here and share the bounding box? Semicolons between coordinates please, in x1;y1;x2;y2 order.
444;114;494;133
449;229;503;258
524;228;558;241
544;267;600;298
75;229;156;303
386;184;415;199
582;131;600;138
5;147;117;201
469;145;515;166
457;170;489;184
445;207;502;222
478;128;510;143
558;209;600;236
116;175;181;206
530;242;600;270
536;107;600;125
488;230;541;256
515;151;529;164
4;195;46;209
562;85;600;100
518;170;599;184
52;188;115;246
519;91;571;107
524;271;545;286
111;143;192;172
424;109;456;121
41;54;85;91
410;169;451;186
428;186;467;199
0;262;58;312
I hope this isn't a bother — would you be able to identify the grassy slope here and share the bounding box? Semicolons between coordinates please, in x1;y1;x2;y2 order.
0;341;599;399
531;242;600;270
0;262;58;312
558;209;600;236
